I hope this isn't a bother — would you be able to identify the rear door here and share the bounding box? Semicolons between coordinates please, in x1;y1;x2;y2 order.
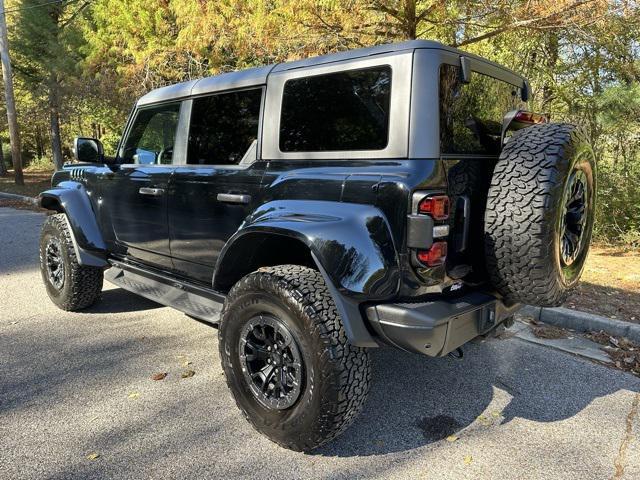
168;88;265;285
99;102;184;270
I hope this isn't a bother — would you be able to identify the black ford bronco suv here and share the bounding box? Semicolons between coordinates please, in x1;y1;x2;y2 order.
38;40;596;451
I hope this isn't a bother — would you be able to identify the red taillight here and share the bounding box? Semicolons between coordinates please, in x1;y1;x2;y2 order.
514;111;547;125
417;241;448;267
418;195;449;220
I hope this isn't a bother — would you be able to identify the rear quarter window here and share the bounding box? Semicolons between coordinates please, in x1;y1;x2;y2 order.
279;66;392;152
440;64;523;155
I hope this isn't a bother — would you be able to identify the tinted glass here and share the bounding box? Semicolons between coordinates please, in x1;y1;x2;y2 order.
121;103;180;164
188;89;262;165
280;66;391;152
440;64;523;155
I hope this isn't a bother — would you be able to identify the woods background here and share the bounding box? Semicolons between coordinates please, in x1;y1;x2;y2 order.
0;0;638;244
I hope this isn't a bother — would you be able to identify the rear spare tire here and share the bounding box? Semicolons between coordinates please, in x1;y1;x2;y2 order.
484;123;596;306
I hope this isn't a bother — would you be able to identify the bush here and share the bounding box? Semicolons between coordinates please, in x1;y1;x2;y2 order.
26;156;53;171
593;161;640;247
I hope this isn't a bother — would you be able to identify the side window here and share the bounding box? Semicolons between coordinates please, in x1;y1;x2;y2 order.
187;88;262;165
279;66;391;152
439;64;524;155
121;103;181;164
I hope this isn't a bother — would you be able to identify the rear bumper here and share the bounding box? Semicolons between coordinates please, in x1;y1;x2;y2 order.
365;292;521;356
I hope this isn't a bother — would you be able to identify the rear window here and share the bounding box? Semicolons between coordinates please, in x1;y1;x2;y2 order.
440;64;523;155
279;66;391;152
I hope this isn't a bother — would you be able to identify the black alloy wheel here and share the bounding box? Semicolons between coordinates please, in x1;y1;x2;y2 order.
239;314;303;410
45;237;65;290
560;168;589;266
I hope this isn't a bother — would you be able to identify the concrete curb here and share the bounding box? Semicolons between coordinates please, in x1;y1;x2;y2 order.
0;191;37;205
521;305;640;344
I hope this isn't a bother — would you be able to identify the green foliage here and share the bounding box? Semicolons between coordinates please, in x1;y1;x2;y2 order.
25;155;53;170
594;162;640;245
2;0;639;244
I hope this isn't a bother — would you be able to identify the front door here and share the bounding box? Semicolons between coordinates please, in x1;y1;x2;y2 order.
100;102;183;270
168;88;265;285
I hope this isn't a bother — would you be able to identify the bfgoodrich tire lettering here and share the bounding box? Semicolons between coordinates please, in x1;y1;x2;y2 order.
484;123;596;306
218;265;371;451
39;213;103;310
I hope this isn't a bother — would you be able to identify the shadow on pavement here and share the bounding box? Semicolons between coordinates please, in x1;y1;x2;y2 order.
315;341;640;457
83;287;163;314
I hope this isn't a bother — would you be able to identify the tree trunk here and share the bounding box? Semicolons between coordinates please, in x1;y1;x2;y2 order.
403;0;417;39
0;137;6;176
35;126;44;158
0;0;23;185
48;75;64;170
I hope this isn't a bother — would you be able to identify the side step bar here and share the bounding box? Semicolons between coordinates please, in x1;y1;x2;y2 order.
105;260;225;325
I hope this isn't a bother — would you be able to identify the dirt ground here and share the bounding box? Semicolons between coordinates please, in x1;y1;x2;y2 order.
564;246;640;323
0;168;53;197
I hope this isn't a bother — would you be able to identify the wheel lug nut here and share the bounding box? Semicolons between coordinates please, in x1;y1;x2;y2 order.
267;346;272;351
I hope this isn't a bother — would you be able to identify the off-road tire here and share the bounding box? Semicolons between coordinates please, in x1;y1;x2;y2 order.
39;213;103;310
484;123;596;306
218;265;371;451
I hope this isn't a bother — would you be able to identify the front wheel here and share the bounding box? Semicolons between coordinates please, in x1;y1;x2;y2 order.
39;213;103;311
218;265;371;451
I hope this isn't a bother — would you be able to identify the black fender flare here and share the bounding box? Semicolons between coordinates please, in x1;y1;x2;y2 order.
38;181;108;267
214;200;401;347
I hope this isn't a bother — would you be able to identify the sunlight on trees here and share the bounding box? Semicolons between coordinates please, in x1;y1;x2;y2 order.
0;0;638;243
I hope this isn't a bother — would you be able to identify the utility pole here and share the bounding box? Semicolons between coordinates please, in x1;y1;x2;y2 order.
0;0;23;185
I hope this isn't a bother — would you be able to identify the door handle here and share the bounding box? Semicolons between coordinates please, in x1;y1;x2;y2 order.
217;193;251;204
139;187;165;196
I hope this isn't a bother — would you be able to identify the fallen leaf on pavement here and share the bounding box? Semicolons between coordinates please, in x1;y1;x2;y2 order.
445;435;459;443
464;455;473;465
181;370;195;378
128;392;140;399
182;360;192;367
151;372;167;381
476;414;492;426
86;453;100;460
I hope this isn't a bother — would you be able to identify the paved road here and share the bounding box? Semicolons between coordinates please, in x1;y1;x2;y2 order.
1;207;639;480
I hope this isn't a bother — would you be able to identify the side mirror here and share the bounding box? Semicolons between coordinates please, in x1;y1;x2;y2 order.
73;137;104;163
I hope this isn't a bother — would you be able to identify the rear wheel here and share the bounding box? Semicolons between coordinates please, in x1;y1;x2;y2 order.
218;265;370;451
39;213;103;310
484;123;596;306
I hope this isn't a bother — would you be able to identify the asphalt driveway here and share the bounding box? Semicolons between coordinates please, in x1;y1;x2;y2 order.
1;207;639;479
